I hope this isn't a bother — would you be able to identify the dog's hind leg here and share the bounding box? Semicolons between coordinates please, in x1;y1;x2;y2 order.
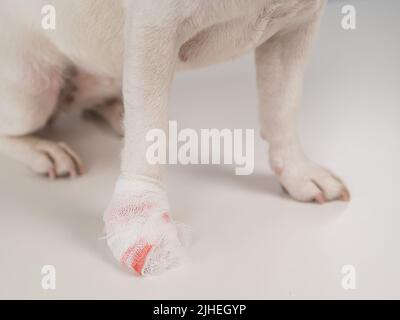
57;68;124;136
0;63;84;178
0;135;84;178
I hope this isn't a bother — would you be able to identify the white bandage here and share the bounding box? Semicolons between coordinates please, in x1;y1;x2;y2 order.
104;176;187;276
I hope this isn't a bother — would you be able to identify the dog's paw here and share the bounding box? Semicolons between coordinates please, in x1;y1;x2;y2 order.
273;160;350;204
28;139;85;178
104;177;188;277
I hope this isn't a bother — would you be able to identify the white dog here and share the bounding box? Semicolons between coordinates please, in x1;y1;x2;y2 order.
0;0;349;276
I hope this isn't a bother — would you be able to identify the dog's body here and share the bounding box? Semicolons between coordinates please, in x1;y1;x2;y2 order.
0;0;349;276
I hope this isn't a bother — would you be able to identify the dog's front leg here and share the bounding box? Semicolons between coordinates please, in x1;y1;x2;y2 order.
104;4;186;276
256;12;350;204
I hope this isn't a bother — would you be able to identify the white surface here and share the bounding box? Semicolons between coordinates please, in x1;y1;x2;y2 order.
1;0;400;299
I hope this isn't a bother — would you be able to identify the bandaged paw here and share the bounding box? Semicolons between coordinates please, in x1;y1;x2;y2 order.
104;176;188;276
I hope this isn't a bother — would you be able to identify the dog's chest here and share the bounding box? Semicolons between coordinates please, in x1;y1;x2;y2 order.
177;0;322;69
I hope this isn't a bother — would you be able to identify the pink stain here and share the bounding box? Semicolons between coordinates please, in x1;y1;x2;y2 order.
162;212;171;223
132;244;153;275
121;240;153;275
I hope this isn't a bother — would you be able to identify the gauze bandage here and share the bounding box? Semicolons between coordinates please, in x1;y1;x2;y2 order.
104;176;187;276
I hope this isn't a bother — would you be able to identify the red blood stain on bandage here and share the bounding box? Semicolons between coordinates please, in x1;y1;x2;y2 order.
121;240;153;275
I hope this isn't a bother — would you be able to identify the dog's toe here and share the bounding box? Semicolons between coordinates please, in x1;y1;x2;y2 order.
278;161;350;203
30;141;85;178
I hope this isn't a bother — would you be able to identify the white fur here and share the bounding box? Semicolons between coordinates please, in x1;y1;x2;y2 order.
0;0;349;275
